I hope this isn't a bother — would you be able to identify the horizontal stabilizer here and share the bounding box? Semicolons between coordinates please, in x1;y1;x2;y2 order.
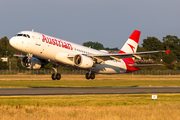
129;64;164;67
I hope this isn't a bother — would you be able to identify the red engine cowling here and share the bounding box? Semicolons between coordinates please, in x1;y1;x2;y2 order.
73;54;94;69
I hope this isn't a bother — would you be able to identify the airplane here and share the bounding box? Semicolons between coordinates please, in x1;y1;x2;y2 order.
9;30;168;80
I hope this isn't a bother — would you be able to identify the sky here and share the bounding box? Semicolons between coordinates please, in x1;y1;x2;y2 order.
0;0;180;49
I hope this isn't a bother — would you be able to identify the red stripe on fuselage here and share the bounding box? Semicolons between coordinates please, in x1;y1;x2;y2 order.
119;50;140;72
123;59;140;73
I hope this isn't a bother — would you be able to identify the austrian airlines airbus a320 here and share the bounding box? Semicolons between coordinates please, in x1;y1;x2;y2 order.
9;30;168;80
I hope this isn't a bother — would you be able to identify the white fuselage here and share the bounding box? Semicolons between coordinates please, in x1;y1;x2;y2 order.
10;31;128;74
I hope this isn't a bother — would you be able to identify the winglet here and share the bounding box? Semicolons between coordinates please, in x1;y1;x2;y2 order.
166;50;170;55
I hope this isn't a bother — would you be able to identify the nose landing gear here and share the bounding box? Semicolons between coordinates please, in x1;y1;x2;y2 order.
25;53;33;67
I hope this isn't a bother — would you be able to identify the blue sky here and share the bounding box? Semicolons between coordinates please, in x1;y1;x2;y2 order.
0;0;180;48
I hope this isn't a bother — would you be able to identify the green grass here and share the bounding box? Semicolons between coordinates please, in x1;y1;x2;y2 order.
0;74;180;87
0;79;180;88
0;94;180;107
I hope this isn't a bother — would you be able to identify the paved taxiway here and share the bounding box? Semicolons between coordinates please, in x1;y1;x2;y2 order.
0;87;180;96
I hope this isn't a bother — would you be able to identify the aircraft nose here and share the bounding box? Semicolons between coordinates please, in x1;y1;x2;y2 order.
9;37;17;47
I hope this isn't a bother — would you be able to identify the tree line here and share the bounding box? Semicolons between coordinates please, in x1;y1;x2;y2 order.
0;34;180;70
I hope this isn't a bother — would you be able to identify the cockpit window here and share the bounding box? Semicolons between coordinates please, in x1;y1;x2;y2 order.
16;34;30;38
17;34;23;36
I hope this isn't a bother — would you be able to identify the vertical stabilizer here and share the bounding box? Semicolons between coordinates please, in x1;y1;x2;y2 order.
119;30;141;54
118;30;141;62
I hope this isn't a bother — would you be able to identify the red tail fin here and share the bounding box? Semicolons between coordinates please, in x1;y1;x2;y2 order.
119;30;141;54
119;30;141;62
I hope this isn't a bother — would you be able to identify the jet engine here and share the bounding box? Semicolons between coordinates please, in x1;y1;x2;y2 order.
21;57;42;69
73;54;94;69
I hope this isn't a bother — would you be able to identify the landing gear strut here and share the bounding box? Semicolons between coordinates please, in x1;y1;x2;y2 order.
52;65;61;80
86;73;95;80
25;53;33;67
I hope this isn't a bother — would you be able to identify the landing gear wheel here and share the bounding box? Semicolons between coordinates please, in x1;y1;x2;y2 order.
86;73;95;80
25;59;31;67
86;73;91;79
90;73;95;79
56;73;61;80
52;64;61;80
51;73;61;80
52;73;56;80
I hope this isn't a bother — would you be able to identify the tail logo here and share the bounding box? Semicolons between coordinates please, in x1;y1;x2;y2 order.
127;43;135;53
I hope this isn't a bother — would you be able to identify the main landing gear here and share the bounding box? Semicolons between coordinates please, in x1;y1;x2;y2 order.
52;65;61;80
86;73;95;80
52;73;61;80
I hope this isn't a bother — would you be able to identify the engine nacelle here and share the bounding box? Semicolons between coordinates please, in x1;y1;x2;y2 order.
73;54;94;69
21;57;42;69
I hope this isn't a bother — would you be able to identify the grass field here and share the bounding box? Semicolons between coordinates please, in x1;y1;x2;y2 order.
0;94;180;120
0;75;180;119
0;74;180;87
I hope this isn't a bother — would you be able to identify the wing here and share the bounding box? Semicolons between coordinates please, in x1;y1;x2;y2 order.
87;50;167;63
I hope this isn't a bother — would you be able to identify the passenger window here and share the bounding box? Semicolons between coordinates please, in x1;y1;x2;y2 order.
23;34;27;37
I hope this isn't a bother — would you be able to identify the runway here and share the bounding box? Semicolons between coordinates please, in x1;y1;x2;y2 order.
0;87;180;96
